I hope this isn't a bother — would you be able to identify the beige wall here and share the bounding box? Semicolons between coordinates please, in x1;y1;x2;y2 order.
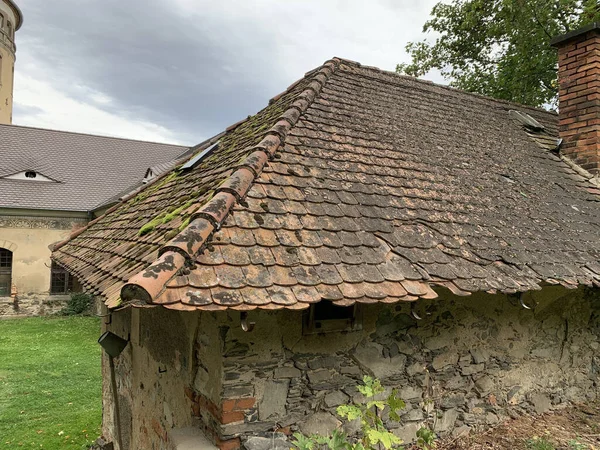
0;213;87;310
102;307;201;450
1;226;69;294
0;0;18;124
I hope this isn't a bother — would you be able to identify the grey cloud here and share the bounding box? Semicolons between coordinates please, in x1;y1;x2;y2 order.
12;103;44;119
15;0;437;145
19;0;284;144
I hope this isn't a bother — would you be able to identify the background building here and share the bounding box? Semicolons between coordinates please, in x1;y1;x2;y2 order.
0;2;189;316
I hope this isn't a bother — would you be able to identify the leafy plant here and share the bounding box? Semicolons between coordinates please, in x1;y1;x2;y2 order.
397;0;600;108
59;292;95;316
526;436;556;450
416;427;436;449
293;430;352;450
568;439;588;450
292;376;434;450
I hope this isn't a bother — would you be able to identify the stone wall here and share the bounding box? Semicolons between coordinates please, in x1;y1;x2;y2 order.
198;286;600;447
103;286;600;449
0;293;101;318
102;308;204;450
0;294;69;317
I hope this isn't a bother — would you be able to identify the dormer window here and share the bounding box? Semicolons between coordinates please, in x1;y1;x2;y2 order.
2;170;57;182
142;168;155;184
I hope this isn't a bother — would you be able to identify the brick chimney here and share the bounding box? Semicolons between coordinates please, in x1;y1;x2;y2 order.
551;23;600;174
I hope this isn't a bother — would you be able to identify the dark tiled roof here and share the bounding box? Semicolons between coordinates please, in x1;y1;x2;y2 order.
52;58;600;311
0;124;188;212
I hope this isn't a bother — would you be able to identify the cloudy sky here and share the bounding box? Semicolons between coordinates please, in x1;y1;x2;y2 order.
13;0;442;146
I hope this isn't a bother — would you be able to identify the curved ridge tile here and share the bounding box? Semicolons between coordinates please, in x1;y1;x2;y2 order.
121;251;186;304
160;217;214;260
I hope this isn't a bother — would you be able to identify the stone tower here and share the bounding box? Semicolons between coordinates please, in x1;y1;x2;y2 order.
0;0;21;124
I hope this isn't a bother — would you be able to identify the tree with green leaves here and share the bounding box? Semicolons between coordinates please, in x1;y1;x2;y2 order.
397;0;600;108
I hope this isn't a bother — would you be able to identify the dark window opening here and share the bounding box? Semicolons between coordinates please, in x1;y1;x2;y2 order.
303;301;361;334
50;262;80;295
0;248;13;296
25;171;36;179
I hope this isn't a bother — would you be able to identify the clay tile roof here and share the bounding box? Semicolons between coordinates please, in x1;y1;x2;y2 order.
52;58;600;311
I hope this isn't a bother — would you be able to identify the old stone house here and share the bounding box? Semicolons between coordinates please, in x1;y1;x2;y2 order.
53;25;600;450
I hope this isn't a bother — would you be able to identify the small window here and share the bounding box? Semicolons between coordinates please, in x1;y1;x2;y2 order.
7;21;12;38
50;262;76;295
303;301;361;334
0;14;4;29
0;248;13;296
3;170;56;182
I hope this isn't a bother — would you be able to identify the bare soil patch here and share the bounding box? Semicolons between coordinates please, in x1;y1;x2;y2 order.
430;403;600;450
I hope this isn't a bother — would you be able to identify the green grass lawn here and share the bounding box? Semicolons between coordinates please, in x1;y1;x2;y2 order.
0;317;102;449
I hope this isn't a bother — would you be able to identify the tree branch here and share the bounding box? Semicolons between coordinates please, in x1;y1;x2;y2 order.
530;3;553;39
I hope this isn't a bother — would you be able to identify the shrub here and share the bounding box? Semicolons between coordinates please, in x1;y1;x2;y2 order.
527;436;556;450
59;292;95;316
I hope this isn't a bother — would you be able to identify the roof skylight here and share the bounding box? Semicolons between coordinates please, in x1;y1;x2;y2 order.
180;142;219;171
509;110;545;132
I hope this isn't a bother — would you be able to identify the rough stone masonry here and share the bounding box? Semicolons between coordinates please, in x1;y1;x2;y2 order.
101;285;600;449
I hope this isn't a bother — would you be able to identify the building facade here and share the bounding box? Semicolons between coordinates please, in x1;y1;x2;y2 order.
0;211;86;316
0;2;192;316
0;124;188;316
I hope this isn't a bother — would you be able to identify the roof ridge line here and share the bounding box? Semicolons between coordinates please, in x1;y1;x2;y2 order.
332;56;557;119
117;58;342;308
0;123;190;148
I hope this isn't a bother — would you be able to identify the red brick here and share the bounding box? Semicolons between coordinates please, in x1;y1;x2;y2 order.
221;399;237;413
275;426;292;435
235;397;256;409
580;74;600;85
184;386;197;402
559;117;577;126
217;437;241;450
151;418;167;441
567;46;587;58
220;410;245;424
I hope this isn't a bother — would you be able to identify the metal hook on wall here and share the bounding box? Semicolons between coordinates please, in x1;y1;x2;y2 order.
411;300;433;321
411;301;422;320
519;293;533;310
240;311;255;332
